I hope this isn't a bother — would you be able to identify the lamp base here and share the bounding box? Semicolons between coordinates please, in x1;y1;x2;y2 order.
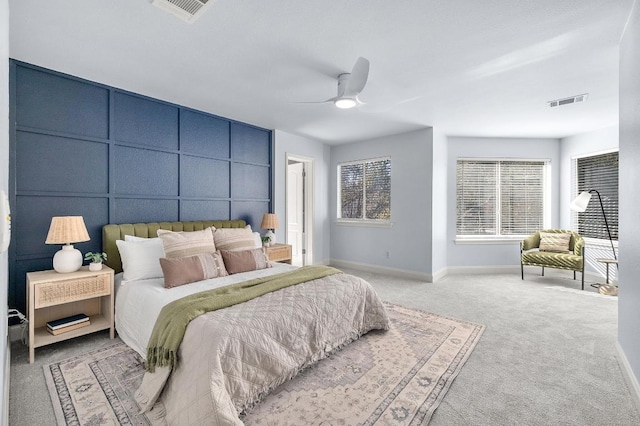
265;230;275;247
53;244;83;273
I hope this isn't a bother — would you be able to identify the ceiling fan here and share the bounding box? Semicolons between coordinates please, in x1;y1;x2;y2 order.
304;57;370;109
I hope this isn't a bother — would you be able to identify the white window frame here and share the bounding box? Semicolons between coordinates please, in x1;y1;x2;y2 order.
336;156;391;227
455;157;551;243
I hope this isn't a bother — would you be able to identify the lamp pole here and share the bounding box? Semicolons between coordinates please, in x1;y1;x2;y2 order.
588;189;617;264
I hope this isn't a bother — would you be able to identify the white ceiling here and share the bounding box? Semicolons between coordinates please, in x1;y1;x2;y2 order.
8;0;635;144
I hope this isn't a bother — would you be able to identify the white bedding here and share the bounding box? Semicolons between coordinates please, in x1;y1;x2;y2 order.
115;262;298;359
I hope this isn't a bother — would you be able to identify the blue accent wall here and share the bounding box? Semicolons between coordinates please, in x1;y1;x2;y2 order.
8;61;273;313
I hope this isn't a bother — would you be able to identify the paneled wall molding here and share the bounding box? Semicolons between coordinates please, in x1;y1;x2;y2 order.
8;60;273;313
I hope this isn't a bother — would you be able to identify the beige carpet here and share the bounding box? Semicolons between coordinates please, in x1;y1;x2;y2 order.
43;304;484;425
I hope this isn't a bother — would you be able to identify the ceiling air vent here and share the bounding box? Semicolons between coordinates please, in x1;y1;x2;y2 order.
151;0;213;23
547;93;588;108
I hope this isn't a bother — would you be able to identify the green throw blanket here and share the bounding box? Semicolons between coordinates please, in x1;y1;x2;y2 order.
146;265;342;372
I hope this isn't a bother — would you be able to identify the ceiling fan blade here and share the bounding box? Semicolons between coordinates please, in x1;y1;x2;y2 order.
343;57;370;97
297;57;369;107
294;97;338;104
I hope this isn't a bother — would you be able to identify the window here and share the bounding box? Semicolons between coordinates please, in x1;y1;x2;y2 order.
456;159;549;238
572;151;618;240
338;157;391;222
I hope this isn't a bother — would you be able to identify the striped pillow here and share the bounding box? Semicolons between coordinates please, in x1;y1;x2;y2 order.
539;232;571;253
159;251;228;288
213;225;256;251
157;227;216;258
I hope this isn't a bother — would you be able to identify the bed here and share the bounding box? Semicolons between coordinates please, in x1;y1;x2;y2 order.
103;220;390;425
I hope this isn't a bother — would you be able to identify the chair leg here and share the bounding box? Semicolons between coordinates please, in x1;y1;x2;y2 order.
521;263;524;280
582;269;585;290
573;270;576;280
541;267;544;277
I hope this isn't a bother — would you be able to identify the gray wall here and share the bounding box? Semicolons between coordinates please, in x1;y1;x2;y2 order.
330;128;433;278
446;136;561;268
1;0;9;416
619;0;640;393
431;129;448;278
273;130;331;264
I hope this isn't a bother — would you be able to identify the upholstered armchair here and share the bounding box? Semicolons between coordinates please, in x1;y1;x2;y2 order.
520;229;585;289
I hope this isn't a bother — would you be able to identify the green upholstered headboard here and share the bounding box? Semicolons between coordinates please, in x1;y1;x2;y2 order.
102;220;247;273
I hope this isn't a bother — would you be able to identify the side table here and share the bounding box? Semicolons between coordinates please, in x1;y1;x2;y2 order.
595;258;618;296
596;258;618;284
26;266;115;363
265;244;293;264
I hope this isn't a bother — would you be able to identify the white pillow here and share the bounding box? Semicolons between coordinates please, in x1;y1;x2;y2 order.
115;238;165;281
124;234;150;242
253;232;262;249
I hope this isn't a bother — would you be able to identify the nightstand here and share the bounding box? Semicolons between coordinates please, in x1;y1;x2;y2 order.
26;266;115;363
265;243;293;264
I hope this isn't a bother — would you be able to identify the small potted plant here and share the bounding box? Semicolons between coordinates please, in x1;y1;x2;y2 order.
261;236;271;247
84;251;107;271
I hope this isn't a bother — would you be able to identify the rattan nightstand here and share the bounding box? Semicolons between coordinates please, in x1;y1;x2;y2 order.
26;266;115;363
265;244;292;264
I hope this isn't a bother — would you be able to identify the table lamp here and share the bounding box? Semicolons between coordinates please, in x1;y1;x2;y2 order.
45;216;90;273
260;213;279;247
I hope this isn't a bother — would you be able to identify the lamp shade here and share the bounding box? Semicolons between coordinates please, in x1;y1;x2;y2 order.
261;213;279;230
45;216;90;244
570;191;592;212
45;216;90;273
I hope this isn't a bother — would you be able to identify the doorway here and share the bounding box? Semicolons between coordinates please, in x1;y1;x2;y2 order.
286;154;313;266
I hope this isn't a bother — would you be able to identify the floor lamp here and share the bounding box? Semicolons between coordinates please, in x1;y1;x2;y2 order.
570;189;617;265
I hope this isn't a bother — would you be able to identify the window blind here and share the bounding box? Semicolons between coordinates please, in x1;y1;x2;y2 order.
500;161;545;235
456;159;547;236
339;163;363;219
339;157;391;221
574;152;618;240
456;161;497;235
365;159;391;219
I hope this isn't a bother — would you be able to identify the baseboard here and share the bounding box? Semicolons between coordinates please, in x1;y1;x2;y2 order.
432;267;448;282
615;341;640;415
443;265;603;281
329;259;431;282
4;335;9;426
446;265;521;275
326;261;607;283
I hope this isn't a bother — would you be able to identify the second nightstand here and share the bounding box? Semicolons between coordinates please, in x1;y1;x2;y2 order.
26;266;115;363
265;243;293;264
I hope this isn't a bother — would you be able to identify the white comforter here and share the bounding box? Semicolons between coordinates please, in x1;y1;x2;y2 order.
115;262;298;358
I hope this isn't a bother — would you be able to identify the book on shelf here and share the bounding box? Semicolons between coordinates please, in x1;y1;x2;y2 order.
47;320;91;336
46;313;89;330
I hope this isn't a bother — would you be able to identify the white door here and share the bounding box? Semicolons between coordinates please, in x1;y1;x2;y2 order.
287;162;304;266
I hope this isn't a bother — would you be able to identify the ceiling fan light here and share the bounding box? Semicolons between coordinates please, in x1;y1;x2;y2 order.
334;98;357;109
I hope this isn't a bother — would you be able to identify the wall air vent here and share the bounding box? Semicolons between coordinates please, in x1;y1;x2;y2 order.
547;93;588;108
151;0;213;23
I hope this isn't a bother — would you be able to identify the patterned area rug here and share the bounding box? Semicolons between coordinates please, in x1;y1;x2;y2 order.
44;304;484;425
43;343;150;425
